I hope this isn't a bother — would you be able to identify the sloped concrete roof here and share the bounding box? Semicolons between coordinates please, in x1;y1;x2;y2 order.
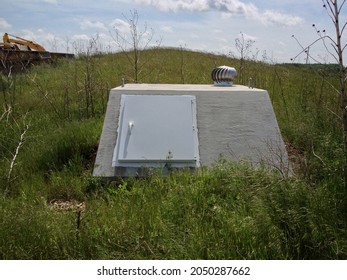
93;84;290;178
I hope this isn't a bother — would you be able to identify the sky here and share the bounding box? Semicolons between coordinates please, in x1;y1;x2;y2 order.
1;0;346;63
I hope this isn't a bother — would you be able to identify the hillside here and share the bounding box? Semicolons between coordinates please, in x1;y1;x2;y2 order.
0;48;346;259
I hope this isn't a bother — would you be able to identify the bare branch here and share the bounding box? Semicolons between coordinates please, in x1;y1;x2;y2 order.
110;9;161;82
317;70;341;95
329;42;340;61
291;34;338;63
5;124;30;197
322;0;337;23
0;106;12;122
312;143;326;166
341;21;347;35
314;26;340;61
339;0;347;13
326;106;343;120
28;74;63;122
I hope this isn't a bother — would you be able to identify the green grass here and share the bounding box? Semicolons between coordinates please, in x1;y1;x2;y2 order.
0;48;346;259
1;162;346;259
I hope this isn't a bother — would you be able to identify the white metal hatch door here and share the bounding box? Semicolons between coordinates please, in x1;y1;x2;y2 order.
112;95;200;167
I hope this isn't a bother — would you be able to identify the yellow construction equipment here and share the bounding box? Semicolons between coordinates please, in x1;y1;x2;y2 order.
1;33;48;52
0;32;74;72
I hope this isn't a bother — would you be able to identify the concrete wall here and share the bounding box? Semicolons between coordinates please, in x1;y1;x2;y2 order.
93;84;290;178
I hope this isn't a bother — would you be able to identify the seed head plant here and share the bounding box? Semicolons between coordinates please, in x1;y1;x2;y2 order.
292;0;346;194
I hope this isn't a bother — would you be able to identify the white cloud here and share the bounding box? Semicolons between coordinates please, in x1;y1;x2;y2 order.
261;10;303;26
213;29;223;34
161;25;173;33
136;0;303;27
136;0;209;12
80;20;107;31
177;39;187;46
43;0;58;4
20;29;37;41
110;18;129;34
214;36;228;43
72;34;90;41
0;18;11;29
238;32;257;42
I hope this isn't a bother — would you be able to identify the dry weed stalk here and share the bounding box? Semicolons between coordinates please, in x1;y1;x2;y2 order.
292;0;346;190
5;123;30;197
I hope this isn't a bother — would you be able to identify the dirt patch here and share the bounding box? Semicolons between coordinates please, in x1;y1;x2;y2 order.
81;143;99;169
49;199;85;212
285;141;306;176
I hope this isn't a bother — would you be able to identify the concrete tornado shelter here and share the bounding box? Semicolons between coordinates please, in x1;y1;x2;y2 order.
93;68;290;178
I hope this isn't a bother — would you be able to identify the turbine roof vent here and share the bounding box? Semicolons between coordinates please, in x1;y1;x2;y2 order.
211;65;237;86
